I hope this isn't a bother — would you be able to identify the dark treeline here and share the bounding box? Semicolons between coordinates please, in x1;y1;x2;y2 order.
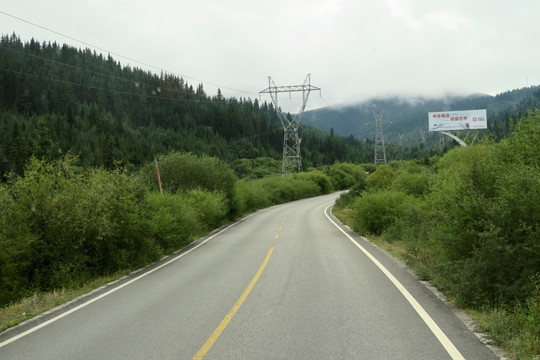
0;33;428;177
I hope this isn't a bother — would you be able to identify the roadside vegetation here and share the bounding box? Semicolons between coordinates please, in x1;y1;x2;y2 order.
0;152;363;329
334;110;540;359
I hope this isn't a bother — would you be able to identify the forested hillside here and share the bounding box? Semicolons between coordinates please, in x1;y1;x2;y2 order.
0;33;434;177
304;87;540;147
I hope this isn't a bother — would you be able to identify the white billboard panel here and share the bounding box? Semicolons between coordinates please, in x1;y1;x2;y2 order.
428;109;487;132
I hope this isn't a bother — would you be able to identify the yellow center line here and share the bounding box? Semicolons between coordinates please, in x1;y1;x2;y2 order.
278;226;282;231
274;234;279;240
192;247;274;360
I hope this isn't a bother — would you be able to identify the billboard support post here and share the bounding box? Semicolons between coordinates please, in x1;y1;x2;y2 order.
439;131;467;147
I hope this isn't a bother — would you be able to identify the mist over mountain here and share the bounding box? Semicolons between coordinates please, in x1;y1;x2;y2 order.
303;87;540;147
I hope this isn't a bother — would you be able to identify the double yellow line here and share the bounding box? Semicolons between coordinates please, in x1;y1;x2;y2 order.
192;247;274;360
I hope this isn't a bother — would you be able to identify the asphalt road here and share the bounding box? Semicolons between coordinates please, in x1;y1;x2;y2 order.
0;192;499;359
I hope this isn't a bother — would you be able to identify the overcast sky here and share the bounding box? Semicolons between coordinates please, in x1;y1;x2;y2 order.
2;0;540;112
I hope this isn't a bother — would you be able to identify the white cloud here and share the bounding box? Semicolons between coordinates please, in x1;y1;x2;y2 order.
1;0;540;108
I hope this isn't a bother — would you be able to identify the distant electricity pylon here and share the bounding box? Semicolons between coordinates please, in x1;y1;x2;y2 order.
373;109;387;165
260;74;320;176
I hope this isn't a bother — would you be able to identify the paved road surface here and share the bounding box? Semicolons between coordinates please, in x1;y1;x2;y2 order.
0;193;499;359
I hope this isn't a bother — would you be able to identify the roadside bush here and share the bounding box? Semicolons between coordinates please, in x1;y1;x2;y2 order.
75;165;160;274
425;114;540;307
231;157;281;179
0;184;37;304
334;181;367;208
366;165;395;191
325;163;365;190
294;171;333;194
145;192;199;252
351;190;411;236
232;173;327;216
263;175;320;204
182;189;228;231
146;189;228;252
231;179;272;216
0;156;160;306
362;163;376;174
391;171;433;197
139;151;237;205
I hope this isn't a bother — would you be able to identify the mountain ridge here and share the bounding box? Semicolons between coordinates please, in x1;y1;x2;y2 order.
303;86;540;146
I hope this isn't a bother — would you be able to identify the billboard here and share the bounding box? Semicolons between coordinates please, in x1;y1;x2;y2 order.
428;109;487;132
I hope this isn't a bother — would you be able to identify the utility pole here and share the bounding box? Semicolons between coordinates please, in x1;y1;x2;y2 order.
260;74;320;176
373;109;387;165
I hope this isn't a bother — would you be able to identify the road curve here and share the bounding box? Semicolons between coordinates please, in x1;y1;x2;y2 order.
0;192;498;359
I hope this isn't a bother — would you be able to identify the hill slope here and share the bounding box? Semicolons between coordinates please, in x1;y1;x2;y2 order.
304;87;540;147
0;33;385;176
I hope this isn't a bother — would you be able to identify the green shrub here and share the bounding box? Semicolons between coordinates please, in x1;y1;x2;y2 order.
182;189;228;230
232;157;281;179
145;192;199;252
262;175;320;204
232;173;326;216
140;151;237;204
423;114;540;307
391;171;432;197
351;191;411;236
0;184;37;304
231;179;272;216
0;156;160;306
362;163;376;174
294;171;334;194
76;166;160;274
325;163;366;190
334;181;367;208
146;189;228;252
366;165;395;191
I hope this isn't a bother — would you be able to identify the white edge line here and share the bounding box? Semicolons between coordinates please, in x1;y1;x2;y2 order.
324;204;465;360
0;217;248;349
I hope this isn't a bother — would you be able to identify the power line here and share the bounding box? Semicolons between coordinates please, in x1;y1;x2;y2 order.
0;10;259;97
0;67;208;104
1;45;188;97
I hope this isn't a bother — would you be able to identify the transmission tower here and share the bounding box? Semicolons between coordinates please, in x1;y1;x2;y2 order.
260;74;320;176
373;109;387;165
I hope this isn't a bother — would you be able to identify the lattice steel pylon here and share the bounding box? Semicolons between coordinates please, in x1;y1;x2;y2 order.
373;109;387;165
260;74;320;176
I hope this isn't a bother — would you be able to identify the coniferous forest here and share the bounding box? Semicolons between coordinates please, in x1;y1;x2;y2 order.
0;33;432;177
